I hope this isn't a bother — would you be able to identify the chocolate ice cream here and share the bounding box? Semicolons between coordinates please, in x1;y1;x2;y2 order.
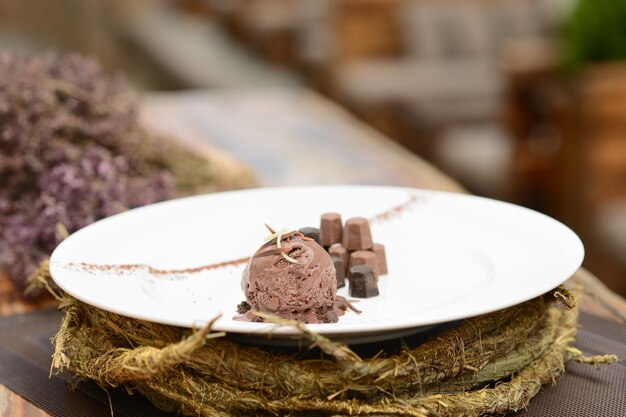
239;230;352;323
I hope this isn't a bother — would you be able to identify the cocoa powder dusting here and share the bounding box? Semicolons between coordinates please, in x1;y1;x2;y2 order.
65;194;419;278
368;194;420;225
66;256;250;276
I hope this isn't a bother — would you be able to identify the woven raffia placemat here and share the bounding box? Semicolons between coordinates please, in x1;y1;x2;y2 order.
3;304;623;417
24;271;617;417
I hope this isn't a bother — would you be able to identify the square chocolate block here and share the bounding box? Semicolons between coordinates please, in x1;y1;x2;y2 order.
349;265;379;298
328;244;349;275
349;250;378;278
342;217;373;250
372;243;388;275
320;213;343;246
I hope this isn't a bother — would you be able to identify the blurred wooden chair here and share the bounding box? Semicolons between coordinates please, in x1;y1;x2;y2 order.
334;0;508;196
216;0;404;66
332;0;404;63
334;0;560;200
294;0;405;92
204;0;406;90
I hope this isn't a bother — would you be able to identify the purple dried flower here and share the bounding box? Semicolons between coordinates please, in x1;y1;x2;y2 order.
0;53;178;295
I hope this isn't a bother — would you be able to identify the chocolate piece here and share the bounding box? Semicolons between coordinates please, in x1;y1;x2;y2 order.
236;300;251;314
332;256;346;288
372;243;388;275
324;309;338;323
299;227;321;245
349;250;378;278
316;305;339;323
328;244;349;274
320;212;343;247
349;265;379;298
342;217;373;250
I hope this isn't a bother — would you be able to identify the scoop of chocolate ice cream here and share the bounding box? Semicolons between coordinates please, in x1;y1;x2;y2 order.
241;234;338;323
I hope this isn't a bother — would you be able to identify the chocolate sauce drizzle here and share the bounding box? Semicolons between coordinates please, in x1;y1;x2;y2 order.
64;194;421;277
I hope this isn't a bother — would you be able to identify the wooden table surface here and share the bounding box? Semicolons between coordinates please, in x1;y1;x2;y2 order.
1;88;625;417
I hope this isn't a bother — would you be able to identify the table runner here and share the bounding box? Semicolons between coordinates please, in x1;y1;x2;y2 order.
1;308;623;417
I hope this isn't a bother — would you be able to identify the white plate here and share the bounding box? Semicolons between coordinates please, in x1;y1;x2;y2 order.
49;186;584;344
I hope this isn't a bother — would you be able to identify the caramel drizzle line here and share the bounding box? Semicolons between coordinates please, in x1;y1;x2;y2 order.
66;194;420;276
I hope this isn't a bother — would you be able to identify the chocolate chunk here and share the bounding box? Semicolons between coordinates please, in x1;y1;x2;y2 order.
298;227;321;245
349;250;378;278
342;217;373;250
349;265;379;298
332;256;346;288
236;300;251;314
324;309;339;323
315;305;339;323
320;213;343;247
372;243;388;275
328;244;349;274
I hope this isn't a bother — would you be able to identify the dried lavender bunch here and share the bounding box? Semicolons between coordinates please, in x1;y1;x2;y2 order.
0;53;188;296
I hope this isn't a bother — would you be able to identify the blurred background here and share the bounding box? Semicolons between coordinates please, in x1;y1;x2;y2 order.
1;0;625;296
